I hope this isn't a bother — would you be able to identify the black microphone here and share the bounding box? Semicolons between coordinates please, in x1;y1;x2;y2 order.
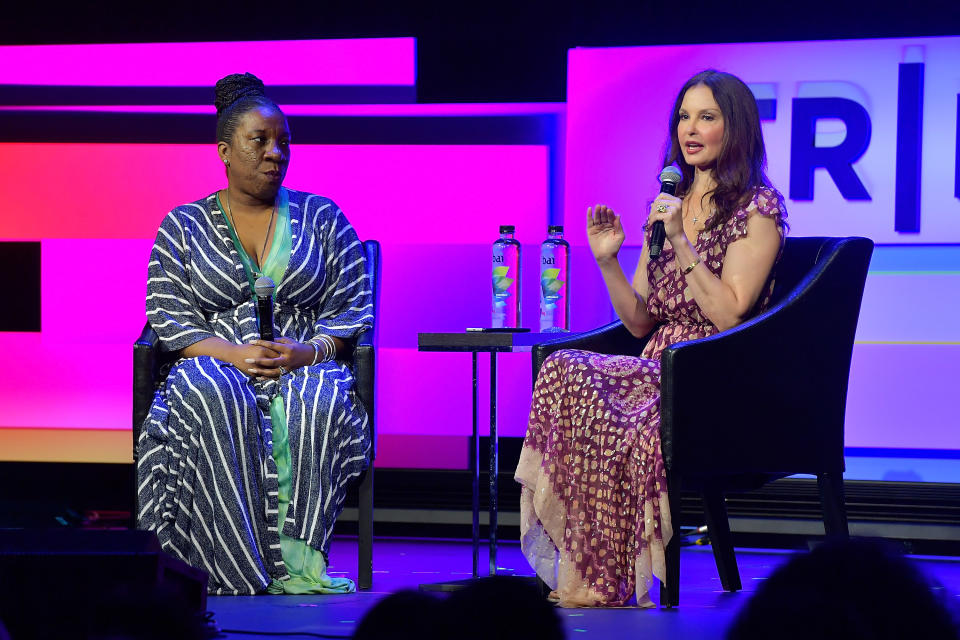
254;276;275;341
649;165;682;258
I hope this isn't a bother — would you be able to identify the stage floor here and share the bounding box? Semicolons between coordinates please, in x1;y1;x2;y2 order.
207;537;960;639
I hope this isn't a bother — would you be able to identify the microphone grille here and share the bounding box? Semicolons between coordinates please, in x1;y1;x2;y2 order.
254;275;275;297
659;165;682;186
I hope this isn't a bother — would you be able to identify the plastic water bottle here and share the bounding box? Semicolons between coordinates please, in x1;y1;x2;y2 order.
492;225;521;328
539;225;569;332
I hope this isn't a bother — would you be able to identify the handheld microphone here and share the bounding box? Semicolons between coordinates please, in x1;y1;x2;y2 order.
649;165;682;258
254;276;275;342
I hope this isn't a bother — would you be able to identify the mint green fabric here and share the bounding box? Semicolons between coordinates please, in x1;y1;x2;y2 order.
266;396;356;594
218;187;354;595
216;187;292;292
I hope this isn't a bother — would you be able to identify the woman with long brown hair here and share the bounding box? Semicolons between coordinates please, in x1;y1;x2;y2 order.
515;69;788;607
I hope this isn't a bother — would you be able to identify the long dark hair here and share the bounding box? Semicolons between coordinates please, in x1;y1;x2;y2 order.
663;70;769;229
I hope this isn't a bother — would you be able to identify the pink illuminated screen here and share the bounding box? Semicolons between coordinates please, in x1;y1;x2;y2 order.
0;143;550;466
15;34;960;472
0;143;548;242
0;39;416;86
0;37;553;468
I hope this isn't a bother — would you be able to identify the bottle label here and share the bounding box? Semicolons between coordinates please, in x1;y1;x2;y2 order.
493;265;515;303
541;268;563;300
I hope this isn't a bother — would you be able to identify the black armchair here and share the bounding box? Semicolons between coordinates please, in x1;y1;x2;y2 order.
531;236;874;607
133;240;380;591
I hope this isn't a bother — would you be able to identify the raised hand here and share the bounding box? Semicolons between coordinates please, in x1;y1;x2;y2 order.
587;204;625;265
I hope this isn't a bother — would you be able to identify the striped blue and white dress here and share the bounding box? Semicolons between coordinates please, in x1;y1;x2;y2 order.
138;188;373;595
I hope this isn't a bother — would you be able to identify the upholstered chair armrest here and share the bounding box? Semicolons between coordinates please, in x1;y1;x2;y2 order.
659;237;871;478
352;327;375;461
658;309;807;478
532;321;655;379
133;323;161;462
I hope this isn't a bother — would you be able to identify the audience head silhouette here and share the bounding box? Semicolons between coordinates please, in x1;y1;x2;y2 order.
353;577;566;640
726;538;959;640
442;576;566;640
352;589;445;640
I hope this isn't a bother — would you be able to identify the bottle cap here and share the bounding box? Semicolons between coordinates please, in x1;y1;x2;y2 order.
548;225;564;234
499;225;515;233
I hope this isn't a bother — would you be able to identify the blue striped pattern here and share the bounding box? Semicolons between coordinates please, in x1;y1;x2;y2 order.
138;189;373;595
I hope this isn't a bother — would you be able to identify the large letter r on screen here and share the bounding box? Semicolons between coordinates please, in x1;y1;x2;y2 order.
789;97;872;201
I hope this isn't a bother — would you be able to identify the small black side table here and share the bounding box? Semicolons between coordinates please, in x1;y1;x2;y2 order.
417;331;560;588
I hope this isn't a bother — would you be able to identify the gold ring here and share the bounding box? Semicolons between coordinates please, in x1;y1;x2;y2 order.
656;204;667;213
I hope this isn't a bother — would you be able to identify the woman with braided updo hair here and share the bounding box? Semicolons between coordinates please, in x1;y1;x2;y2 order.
138;72;373;595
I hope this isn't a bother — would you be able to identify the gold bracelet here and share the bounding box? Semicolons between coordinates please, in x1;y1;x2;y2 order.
681;257;701;275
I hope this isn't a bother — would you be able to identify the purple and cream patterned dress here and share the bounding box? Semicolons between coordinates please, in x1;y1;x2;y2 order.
515;187;787;607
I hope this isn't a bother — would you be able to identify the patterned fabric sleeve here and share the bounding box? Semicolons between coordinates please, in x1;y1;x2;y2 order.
312;205;374;341
146;209;216;352
723;187;788;245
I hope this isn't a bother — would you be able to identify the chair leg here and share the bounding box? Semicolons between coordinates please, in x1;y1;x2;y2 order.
130;460;139;530
659;476;681;608
702;488;741;592
358;464;374;590
817;471;849;539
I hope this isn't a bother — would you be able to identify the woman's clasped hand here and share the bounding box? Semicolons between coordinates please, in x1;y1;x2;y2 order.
241;339;315;377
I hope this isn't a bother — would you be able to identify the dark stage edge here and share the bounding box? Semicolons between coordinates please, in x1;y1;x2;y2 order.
205;537;960;639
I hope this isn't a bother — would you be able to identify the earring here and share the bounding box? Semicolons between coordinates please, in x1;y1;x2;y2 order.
223;159;229;166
